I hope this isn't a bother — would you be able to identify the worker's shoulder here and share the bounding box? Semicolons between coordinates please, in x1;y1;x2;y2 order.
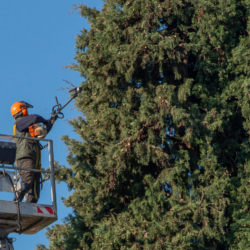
28;114;42;118
16;114;39;124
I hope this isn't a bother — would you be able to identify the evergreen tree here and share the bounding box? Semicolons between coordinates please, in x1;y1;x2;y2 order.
38;0;250;249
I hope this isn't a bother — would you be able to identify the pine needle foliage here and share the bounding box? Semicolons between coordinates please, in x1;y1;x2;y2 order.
39;0;250;249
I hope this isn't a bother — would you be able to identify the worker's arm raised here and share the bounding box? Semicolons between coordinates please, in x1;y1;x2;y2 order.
16;114;54;134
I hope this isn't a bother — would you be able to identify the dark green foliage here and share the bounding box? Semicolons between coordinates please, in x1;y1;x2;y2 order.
40;0;250;249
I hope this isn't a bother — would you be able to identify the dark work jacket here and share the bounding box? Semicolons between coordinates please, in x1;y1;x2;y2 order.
14;115;53;160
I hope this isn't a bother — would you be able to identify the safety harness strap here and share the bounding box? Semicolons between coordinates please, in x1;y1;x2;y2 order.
13;123;16;138
13;123;17;165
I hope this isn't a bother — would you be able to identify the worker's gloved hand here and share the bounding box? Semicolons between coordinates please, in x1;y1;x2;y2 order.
50;115;58;124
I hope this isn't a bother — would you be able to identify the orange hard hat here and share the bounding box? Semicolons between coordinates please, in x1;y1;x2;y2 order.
11;101;33;120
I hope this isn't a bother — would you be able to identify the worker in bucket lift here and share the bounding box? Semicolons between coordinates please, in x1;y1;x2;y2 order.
10;101;56;203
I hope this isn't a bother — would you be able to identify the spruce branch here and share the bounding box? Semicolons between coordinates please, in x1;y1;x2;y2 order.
200;189;205;206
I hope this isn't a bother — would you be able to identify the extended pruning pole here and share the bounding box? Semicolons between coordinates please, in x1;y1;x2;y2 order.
51;87;82;120
29;86;82;139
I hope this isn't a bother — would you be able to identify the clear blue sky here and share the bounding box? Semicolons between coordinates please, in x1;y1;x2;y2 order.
0;1;103;249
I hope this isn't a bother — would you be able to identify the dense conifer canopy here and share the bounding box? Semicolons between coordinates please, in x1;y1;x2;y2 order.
38;0;250;249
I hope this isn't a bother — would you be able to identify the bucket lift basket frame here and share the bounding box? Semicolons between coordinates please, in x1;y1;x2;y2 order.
0;134;57;235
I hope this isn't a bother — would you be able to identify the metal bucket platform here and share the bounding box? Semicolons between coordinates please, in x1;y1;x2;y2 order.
0;134;58;236
0;201;57;234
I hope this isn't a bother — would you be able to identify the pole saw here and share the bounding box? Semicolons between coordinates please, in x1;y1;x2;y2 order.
29;87;82;138
50;86;82;120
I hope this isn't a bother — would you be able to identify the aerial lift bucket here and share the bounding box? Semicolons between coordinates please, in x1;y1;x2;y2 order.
0;134;58;250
